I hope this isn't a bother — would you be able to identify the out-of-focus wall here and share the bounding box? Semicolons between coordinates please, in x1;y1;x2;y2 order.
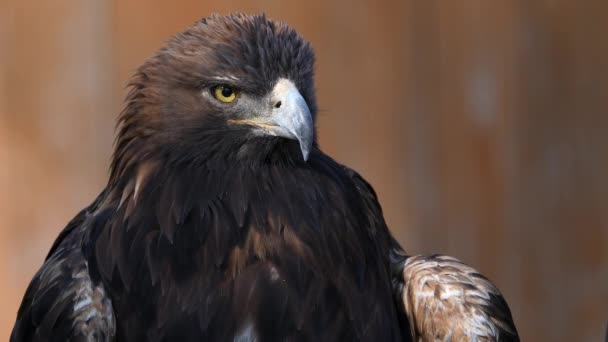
1;1;606;340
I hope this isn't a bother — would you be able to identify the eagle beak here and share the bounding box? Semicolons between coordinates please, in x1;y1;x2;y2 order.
231;79;314;161
267;79;314;161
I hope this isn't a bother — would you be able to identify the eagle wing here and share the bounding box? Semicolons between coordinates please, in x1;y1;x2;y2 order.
11;205;115;342
398;254;519;341
342;166;519;341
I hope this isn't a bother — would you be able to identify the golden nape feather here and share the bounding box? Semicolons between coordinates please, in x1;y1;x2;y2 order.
400;255;519;341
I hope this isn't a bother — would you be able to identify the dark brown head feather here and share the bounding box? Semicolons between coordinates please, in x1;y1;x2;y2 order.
110;13;317;185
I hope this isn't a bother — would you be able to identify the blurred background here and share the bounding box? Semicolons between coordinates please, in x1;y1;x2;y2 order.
1;0;607;340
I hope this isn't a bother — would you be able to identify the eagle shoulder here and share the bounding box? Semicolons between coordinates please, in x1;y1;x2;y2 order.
11;205;115;342
400;255;519;341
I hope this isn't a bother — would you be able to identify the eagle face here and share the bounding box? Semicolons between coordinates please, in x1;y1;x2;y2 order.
114;14;317;175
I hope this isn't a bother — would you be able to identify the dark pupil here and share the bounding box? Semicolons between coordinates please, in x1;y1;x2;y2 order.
221;86;233;97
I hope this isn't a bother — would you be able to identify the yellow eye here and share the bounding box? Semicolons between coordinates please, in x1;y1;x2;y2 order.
213;85;238;103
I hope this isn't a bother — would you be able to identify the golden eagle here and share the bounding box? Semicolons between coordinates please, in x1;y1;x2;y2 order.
11;14;518;341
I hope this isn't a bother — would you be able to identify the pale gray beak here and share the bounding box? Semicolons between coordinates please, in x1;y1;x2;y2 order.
231;78;314;161
267;79;314;161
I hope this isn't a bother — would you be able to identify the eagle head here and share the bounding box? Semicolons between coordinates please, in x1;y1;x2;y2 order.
111;14;317;182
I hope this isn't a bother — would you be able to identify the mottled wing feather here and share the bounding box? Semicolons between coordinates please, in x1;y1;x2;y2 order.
11;211;115;342
400;255;519;342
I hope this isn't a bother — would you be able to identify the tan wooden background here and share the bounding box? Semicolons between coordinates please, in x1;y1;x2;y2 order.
1;1;607;340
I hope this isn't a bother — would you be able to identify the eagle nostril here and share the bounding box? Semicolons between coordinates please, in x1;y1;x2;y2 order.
274;101;282;109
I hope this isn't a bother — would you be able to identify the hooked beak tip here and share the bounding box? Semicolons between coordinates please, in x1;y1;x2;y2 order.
300;145;310;161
